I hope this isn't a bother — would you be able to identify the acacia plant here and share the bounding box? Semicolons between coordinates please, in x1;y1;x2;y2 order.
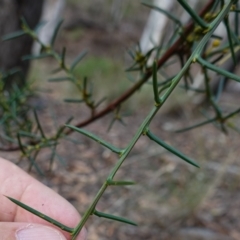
1;0;240;239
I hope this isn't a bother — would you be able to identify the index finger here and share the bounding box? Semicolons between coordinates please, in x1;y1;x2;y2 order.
0;157;86;239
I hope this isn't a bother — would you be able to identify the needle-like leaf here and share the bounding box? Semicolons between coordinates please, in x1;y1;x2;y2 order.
107;180;135;186
22;53;52;61
197;57;240;82
5;196;74;233
94;210;137;226
66;125;123;155
147;130;199;167
142;1;182;26
2;31;26;41
34;110;45;138
50;19;64;47
70;50;88;71
152;61;161;105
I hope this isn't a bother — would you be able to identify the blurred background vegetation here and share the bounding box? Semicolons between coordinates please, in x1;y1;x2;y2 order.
1;1;240;239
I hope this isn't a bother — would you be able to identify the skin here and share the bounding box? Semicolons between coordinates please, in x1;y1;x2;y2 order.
0;157;87;240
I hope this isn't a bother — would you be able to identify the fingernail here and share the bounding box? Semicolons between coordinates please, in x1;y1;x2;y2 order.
16;224;67;240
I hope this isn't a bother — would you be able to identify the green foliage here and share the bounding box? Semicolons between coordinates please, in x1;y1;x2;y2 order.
1;0;240;239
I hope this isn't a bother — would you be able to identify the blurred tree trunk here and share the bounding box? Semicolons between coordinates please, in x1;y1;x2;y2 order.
0;0;43;89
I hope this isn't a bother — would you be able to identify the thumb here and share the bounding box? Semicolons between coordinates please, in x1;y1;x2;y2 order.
0;223;67;240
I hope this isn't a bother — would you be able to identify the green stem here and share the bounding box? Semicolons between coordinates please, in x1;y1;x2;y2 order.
71;182;108;239
71;2;233;238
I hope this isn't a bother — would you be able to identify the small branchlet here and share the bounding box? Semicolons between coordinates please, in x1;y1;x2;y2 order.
2;1;240;240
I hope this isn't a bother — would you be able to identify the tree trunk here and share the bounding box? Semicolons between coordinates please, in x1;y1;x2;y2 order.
0;0;43;89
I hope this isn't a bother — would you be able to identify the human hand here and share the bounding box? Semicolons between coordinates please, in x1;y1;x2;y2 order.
0;157;87;240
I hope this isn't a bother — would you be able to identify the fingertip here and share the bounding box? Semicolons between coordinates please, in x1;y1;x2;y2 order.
16;224;67;240
0;223;67;240
75;228;87;240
